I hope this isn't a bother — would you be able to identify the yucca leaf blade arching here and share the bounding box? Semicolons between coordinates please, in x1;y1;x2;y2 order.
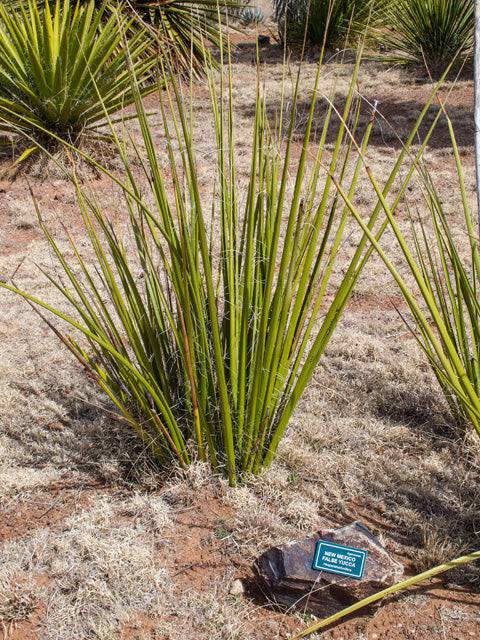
0;34;450;484
335;102;480;437
0;0;156;151
379;0;474;74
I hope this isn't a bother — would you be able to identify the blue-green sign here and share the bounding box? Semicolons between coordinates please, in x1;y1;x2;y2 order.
312;540;367;579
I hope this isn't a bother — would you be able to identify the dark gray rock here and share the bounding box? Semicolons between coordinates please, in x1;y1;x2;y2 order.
254;521;404;617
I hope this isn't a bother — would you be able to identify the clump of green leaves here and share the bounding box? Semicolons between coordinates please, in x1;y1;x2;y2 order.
1;39;446;485
344;106;480;437
239;6;264;26
379;0;474;74
5;0;242;74
0;0;156;153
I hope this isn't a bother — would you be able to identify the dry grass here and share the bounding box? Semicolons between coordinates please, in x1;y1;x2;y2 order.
0;52;479;638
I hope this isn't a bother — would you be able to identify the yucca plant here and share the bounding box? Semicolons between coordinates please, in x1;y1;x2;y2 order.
339;108;480;437
0;40;448;485
292;91;480;640
273;0;380;48
379;0;474;74
127;0;242;73
4;0;242;73
0;0;156;153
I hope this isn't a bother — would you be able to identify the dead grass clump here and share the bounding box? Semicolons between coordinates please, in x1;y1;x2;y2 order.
414;523;463;573
161;462;219;508
118;492;172;532
155;589;252;640
0;574;38;625
0;495;173;639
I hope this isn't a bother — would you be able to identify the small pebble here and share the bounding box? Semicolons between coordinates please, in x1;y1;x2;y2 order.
229;579;245;595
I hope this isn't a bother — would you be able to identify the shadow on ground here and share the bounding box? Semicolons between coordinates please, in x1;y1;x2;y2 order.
4;379;166;486
239;94;473;151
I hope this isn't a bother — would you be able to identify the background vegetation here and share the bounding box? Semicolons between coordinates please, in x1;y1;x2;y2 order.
0;0;156;154
379;0;474;73
272;0;474;76
273;0;376;48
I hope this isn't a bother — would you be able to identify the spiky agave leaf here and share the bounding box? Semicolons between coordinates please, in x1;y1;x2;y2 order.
0;0;156;150
379;0;474;74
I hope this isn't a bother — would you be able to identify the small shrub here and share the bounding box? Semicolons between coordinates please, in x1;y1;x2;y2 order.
379;0;474;74
239;6;264;26
273;0;379;48
0;0;156;152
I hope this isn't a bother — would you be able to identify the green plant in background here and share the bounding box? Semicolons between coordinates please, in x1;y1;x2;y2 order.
0;0;156;154
0;37;448;485
379;0;474;74
129;0;241;72
239;5;264;27
273;0;379;48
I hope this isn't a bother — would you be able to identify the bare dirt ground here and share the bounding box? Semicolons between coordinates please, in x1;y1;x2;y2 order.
1;26;480;640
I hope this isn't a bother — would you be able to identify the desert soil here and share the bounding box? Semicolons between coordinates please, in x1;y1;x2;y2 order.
0;25;479;640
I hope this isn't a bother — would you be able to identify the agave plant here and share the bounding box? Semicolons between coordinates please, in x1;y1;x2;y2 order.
0;40;447;485
239;5;264;26
379;0;474;73
0;0;156;153
273;0;380;48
